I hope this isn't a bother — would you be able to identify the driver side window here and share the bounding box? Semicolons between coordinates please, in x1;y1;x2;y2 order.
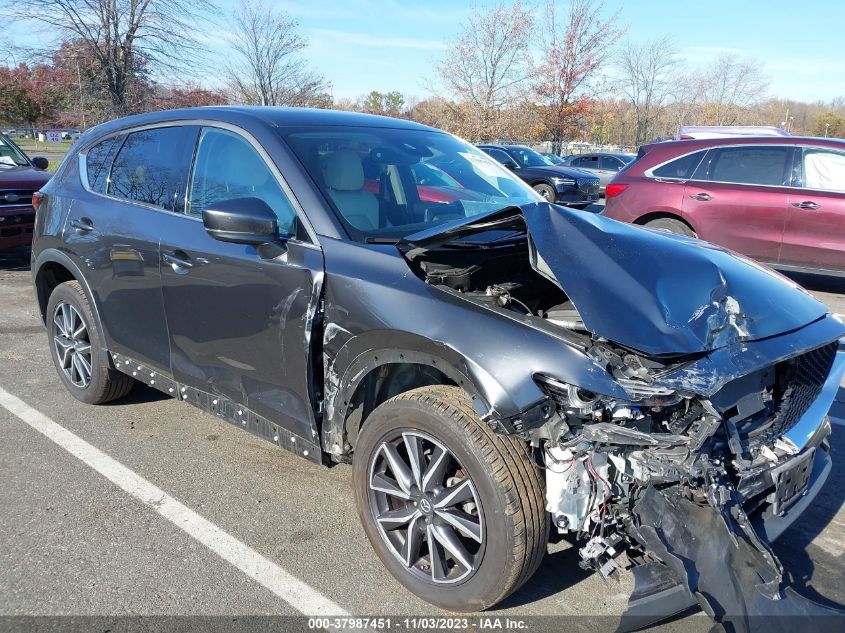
188;127;298;237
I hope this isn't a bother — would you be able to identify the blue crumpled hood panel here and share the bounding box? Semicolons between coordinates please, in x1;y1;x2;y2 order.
521;203;828;355
401;202;830;356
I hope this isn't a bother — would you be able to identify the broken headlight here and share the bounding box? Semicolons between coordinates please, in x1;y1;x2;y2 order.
535;374;681;414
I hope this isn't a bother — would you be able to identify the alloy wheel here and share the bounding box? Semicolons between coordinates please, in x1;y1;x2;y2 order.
53;302;92;388
368;430;484;584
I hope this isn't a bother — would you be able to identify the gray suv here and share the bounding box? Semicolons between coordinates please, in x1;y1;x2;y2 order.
31;107;845;625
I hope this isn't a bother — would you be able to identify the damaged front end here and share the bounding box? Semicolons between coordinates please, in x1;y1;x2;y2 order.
398;203;845;629
534;337;843;631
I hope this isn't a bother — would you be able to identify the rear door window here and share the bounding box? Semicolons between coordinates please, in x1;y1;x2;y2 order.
576;155;599;168
800;148;845;192
108;126;194;211
693;146;792;186
599;156;623;171
84;135;123;193
651;150;707;180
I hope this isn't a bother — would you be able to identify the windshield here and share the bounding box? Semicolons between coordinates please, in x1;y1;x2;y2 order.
282;126;540;242
509;147;553;167
0;135;30;167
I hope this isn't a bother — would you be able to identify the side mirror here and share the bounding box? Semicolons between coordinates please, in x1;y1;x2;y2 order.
202;197;279;245
32;156;49;170
504;161;518;171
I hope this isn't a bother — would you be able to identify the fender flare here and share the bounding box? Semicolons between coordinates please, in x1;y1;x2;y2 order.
33;248;109;355
321;330;534;454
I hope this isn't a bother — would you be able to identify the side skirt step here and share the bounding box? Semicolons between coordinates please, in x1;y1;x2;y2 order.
110;352;323;464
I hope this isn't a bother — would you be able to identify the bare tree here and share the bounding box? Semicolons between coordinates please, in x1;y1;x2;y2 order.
616;36;680;145
226;0;330;107
9;0;216;116
697;53;769;125
435;1;534;140
534;0;624;153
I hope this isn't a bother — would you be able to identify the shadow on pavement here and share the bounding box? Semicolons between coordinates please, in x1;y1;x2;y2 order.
783;270;845;295
498;539;593;609
0;246;32;272
105;382;171;406
772;431;845;610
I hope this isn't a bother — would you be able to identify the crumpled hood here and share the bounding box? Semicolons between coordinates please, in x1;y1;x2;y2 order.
401;202;829;356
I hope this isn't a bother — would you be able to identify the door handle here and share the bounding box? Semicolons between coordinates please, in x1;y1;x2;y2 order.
70;217;94;233
688;193;713;202
162;250;193;272
791;200;820;210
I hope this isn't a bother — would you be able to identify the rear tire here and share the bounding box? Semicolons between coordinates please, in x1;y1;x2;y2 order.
644;217;696;237
353;385;548;612
46;280;134;404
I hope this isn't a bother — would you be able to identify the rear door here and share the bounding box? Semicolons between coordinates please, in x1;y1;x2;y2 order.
780;146;845;272
69;125;196;372
681;145;793;264
160;126;324;442
598;155;625;188
572;154;599;172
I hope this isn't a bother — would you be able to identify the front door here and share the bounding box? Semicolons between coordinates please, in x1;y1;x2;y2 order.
682;145;793;265
781;146;845;272
160;126;324;441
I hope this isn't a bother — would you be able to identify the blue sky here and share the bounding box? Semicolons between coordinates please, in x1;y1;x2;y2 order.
7;0;845;103
256;0;845;103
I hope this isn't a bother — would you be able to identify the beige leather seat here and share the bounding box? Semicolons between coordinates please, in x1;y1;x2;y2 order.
324;150;380;230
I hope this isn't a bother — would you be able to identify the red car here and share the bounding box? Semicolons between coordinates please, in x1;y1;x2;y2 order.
602;136;845;274
0;133;52;252
363;161;486;204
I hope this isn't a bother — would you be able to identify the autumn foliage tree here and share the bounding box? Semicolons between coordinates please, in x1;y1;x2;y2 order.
436;0;534;140
360;91;406;117
534;0;623;152
0;64;66;128
10;0;216;116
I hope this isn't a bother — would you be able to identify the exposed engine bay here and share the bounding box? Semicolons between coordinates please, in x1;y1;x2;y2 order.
398;209;845;631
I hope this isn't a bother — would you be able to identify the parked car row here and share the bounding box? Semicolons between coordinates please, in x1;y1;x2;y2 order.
0;133;51;252
601;136;845;274
477;144;600;207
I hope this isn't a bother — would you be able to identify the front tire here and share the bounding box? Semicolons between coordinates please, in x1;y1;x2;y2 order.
353;385;548;612
533;183;556;202
46;280;134;404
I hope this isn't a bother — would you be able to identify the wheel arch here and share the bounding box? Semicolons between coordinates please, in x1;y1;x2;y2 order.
322;333;507;457
633;211;697;235
33;249;108;354
530;178;555;189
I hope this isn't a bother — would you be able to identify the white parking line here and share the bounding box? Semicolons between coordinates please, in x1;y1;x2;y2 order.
0;385;348;617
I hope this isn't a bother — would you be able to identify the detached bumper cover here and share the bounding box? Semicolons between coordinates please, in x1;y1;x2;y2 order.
622;439;833;629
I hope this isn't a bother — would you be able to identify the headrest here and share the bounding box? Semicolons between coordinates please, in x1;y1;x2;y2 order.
325;149;364;191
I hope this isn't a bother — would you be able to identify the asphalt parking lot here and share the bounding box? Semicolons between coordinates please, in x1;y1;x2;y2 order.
1;246;844;632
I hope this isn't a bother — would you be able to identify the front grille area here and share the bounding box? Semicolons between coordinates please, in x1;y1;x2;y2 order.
756;342;837;445
0;209;35;238
577;179;600;194
0;190;34;207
